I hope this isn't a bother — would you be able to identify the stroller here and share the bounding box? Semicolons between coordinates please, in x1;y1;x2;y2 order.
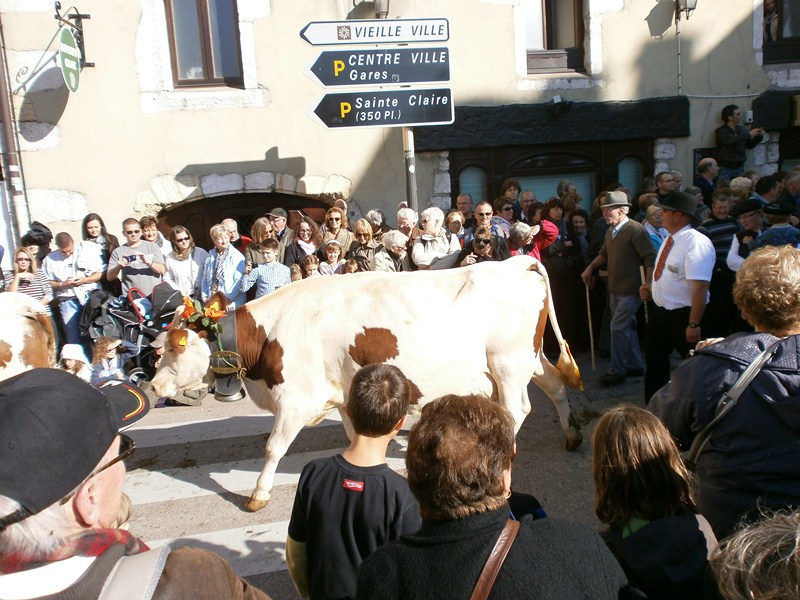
80;282;183;381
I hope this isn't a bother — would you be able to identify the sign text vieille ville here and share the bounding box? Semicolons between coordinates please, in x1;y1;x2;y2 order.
302;18;453;129
300;18;449;46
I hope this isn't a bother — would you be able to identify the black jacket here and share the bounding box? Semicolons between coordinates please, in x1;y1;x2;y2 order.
650;332;800;539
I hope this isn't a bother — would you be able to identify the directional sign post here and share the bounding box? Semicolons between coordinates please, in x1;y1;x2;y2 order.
300;18;449;46
312;88;454;129
306;47;450;88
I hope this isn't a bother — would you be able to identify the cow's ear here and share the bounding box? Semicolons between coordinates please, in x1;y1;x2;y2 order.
197;330;209;340
205;292;229;313
167;328;190;355
170;307;184;329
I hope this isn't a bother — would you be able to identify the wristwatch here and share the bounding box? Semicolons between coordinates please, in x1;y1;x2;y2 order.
688;322;701;328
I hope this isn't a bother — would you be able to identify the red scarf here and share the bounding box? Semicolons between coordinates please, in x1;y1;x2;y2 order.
0;528;149;574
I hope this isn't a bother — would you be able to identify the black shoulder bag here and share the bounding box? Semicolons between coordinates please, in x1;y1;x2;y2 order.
684;339;783;471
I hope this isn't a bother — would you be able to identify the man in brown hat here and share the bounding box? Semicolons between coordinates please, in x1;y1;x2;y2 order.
640;191;715;402
581;191;656;386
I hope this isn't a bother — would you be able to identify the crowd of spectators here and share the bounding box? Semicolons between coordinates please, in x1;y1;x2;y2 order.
3;139;800;597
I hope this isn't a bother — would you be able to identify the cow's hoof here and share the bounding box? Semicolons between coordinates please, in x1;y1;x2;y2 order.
565;429;583;452
245;496;270;512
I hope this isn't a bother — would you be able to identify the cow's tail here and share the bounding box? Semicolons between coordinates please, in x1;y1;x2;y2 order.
528;260;584;391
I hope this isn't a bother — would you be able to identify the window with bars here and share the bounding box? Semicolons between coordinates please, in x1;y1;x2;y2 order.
164;0;244;87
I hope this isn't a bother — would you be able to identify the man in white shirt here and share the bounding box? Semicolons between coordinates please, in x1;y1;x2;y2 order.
42;232;104;344
640;191;715;403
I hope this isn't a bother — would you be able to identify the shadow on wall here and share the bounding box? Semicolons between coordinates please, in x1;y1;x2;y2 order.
177;146;307;180
645;0;679;39
18;66;69;143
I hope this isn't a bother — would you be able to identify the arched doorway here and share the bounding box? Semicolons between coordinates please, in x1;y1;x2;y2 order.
157;191;333;248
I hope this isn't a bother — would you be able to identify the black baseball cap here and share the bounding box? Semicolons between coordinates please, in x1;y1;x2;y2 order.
0;369;149;530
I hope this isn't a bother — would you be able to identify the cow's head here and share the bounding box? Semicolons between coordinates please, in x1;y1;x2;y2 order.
150;327;212;398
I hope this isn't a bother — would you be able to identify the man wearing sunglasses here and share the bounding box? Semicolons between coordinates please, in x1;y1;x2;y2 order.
0;370;270;599
107;217;166;296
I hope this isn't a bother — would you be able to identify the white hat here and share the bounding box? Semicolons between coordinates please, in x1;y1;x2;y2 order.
60;344;89;364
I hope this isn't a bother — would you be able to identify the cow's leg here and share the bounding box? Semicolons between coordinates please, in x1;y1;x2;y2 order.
532;357;583;451
245;408;307;512
487;355;533;434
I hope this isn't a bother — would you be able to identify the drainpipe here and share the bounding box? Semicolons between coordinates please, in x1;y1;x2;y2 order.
0;11;30;240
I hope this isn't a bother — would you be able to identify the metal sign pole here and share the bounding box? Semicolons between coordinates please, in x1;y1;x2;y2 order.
403;127;417;212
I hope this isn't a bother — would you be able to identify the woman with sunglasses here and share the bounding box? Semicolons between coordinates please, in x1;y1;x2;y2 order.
345;219;379;272
491;196;515;238
455;226;510;268
163;226;208;299
4;246;52;309
322;207;354;250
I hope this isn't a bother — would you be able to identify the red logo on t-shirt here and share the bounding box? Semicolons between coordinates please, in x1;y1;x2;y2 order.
342;479;365;492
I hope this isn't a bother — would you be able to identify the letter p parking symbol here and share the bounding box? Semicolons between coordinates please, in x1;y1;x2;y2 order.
340;102;351;119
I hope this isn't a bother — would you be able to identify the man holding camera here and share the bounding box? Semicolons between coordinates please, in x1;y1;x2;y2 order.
714;104;764;183
107;218;165;295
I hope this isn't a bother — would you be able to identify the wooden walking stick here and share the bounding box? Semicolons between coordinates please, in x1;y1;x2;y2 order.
640;266;649;322
585;282;596;371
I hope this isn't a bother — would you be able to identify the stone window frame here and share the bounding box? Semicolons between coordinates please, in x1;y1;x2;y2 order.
524;0;586;74
162;0;244;88
137;0;266;112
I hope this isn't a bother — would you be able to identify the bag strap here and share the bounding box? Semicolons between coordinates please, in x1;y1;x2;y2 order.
469;519;520;600
685;339;783;467
98;544;172;600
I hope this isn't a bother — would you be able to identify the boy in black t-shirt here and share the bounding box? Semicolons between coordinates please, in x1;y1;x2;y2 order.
286;364;421;600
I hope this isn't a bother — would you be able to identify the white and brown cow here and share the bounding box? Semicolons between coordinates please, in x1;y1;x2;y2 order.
151;255;584;511
0;292;56;381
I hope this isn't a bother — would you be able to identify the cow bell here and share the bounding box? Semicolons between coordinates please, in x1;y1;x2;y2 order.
209;350;246;402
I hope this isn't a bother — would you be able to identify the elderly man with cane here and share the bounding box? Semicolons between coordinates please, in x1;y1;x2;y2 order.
581;191;655;387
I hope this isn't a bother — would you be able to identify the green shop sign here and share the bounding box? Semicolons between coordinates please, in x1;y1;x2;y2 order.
58;27;81;93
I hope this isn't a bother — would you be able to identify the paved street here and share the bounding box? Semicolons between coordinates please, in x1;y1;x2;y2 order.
125;350;646;599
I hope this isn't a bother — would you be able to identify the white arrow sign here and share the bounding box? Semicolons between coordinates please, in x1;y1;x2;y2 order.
300;18;449;46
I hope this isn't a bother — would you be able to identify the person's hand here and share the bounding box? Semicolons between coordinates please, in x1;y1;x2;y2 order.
694;337;724;352
750;127;764;137
16;272;33;282
461;253;477;267
686;325;702;345
639;283;652;301
580;267;593;287
564;240;573;248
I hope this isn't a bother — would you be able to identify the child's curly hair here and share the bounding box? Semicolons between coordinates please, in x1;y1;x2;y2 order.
92;336;120;365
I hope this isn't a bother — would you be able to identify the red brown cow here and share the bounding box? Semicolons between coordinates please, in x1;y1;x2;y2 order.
151;256;584;511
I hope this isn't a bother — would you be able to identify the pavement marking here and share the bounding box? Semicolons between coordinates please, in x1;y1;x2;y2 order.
146;521;291;577
125;442;409;505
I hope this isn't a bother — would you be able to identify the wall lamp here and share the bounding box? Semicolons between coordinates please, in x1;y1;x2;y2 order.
353;0;390;19
676;0;697;20
374;0;389;19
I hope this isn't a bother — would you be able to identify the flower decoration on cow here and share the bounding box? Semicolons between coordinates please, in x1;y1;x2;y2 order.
181;296;226;338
